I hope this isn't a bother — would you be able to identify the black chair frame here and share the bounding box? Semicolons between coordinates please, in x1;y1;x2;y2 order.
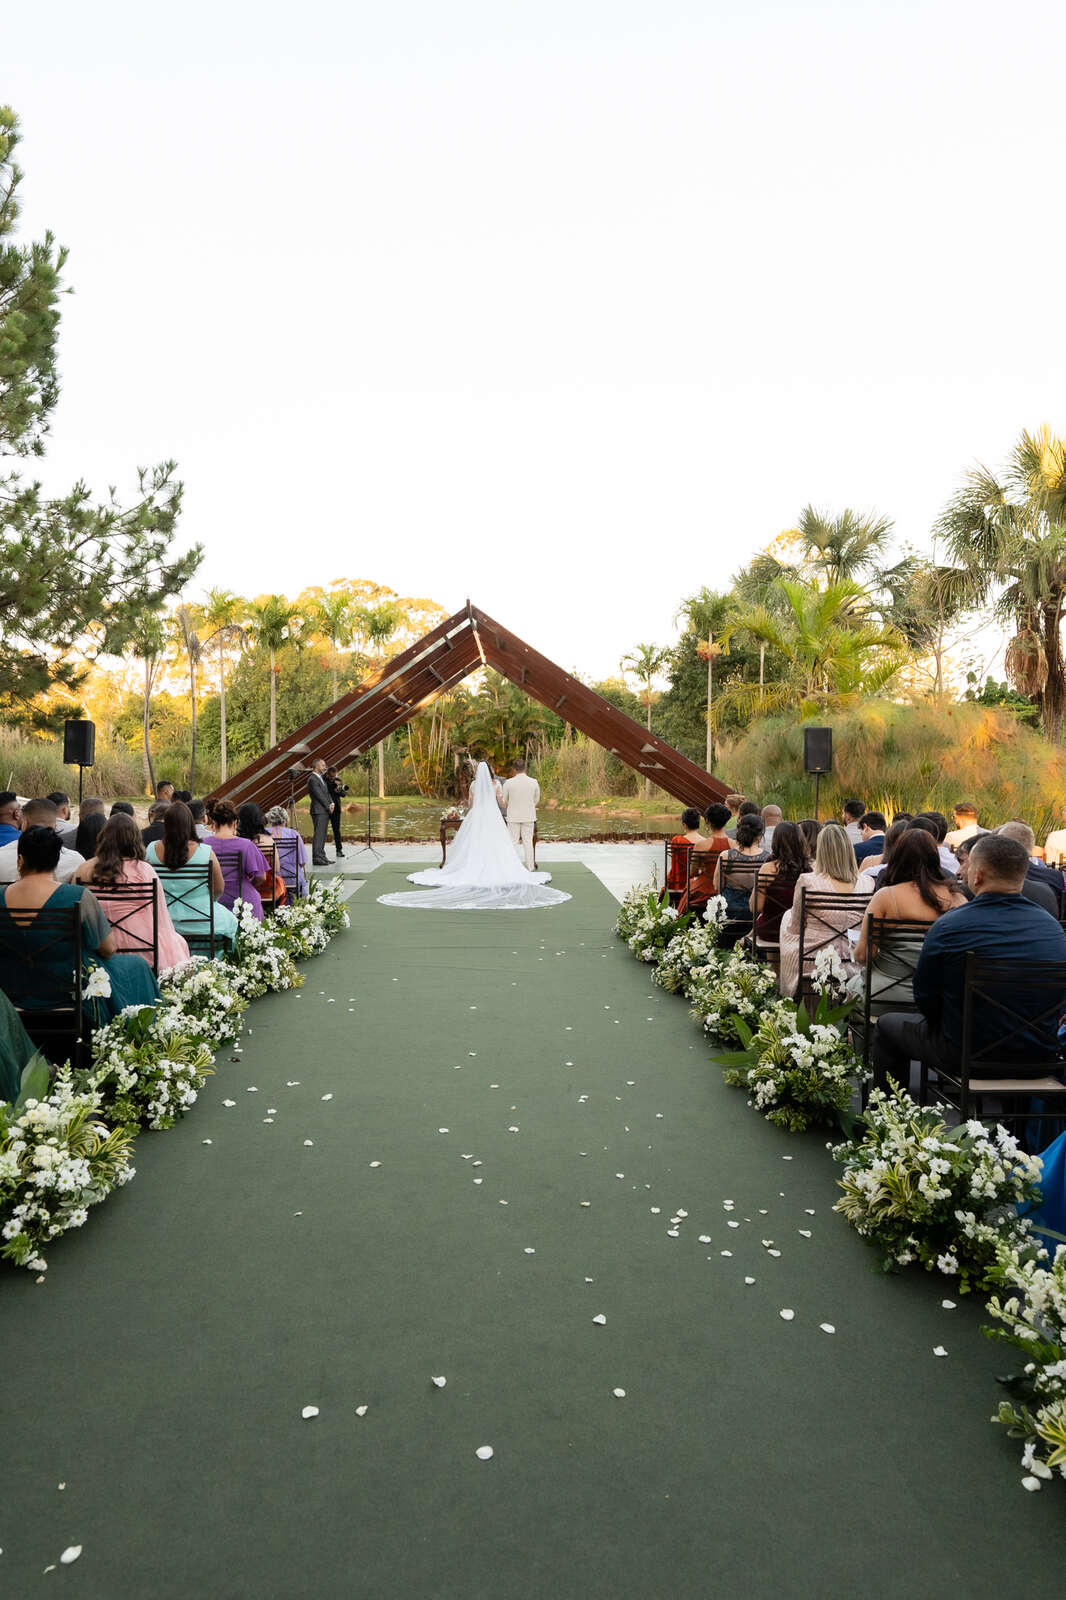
793;888;870;1004
90;879;159;971
272;832;304;896
157;862;217;957
857;916;932;1068
929;952;1066;1130
716;855;763;945
0;903;89;1068
662;840;693;907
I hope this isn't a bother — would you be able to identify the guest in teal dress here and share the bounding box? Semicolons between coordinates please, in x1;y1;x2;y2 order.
0;827;161;1020
145;801;238;946
0;986;38;1106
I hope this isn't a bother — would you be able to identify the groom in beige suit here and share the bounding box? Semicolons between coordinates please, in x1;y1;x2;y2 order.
501;759;540;869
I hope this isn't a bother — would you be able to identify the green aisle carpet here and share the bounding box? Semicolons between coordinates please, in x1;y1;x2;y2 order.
3;863;1065;1598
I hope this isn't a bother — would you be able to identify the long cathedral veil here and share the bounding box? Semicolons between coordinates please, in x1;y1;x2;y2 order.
377;761;571;910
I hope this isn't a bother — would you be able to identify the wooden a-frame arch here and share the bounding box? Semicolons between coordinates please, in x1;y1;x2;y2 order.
205;602;730;814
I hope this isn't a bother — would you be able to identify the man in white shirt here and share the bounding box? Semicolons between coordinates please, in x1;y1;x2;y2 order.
0;798;85;883
842;798;865;845
46;791;78;848
501;760;540;870
1045;804;1066;868
761;803;782;849
944;801;984;852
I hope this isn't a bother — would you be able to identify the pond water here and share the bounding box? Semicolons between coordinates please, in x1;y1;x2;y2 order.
337;802;677;840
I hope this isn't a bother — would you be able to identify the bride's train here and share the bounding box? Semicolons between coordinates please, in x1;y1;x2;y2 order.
377;763;571;912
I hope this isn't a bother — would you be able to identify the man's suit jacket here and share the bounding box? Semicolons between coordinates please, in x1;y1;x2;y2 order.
501;774;540;824
307;772;332;815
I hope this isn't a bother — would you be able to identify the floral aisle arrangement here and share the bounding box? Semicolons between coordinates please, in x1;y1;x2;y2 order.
0;878;351;1271
616;886;693;965
0;1074;137;1270
653;899;728;994
833;1087;1044;1292
721;992;861;1132
688;955;780;1046
984;1244;1066;1488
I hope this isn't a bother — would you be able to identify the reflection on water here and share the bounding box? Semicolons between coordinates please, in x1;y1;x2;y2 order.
350;803;675;840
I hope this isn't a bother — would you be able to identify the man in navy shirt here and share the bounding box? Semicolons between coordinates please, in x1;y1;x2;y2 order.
872;833;1066;1089
853;812;887;865
0;793;21;847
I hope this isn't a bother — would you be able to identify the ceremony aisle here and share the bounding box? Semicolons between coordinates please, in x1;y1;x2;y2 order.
4;863;1066;1596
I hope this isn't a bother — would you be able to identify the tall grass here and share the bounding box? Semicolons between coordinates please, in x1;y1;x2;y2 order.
0;729;142;800
534;736;643;802
718;703;1066;838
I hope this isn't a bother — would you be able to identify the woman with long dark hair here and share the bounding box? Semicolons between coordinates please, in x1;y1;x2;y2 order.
74;809;107;862
750;820;810;947
209;800;270;919
71;812;190;971
146;801;237;945
854;829;966;1008
237;801;287;907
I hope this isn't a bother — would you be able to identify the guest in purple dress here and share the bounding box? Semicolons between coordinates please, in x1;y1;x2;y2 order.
207;799;270;920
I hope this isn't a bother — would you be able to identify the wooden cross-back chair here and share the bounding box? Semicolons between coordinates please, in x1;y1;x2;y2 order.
792;888;870;1005
155;861;218;957
90;879;159;971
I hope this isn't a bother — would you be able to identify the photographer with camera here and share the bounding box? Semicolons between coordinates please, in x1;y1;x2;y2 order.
325;765;349;860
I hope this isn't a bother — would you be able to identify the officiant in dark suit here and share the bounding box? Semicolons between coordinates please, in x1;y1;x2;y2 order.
308;757;333;866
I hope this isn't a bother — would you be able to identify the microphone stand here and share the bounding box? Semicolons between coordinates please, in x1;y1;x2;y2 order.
350;753;381;863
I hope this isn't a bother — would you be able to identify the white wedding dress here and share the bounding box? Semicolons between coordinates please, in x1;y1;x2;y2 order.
377;763;571;911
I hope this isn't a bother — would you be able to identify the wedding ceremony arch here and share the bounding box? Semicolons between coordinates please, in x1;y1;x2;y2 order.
205;602;731;812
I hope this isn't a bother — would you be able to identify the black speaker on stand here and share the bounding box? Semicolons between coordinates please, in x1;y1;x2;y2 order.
803;727;832;821
63;720;96;806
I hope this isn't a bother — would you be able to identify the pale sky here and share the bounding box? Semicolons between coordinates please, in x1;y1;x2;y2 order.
6;1;1065;681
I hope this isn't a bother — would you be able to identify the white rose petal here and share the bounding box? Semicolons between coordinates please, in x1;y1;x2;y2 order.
475;1445;494;1460
592;1313;607;1325
524;1247;536;1254
941;1300;956;1310
60;1546;82;1565
612;1388;626;1398
355;1405;368;1417
431;1376;447;1388
1022;1475;1042;1492
820;1323;836;1334
303;1140;314;1147
933;1346;948;1357
779;1309;795;1322
798;1229;812;1238
301;1406;319;1419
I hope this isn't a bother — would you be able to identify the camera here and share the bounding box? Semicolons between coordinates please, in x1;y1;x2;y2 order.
333;782;350;797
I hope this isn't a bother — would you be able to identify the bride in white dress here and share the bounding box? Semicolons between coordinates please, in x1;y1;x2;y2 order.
377;761;571;910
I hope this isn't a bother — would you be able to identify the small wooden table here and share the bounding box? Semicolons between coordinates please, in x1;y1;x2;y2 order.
439;816;539;868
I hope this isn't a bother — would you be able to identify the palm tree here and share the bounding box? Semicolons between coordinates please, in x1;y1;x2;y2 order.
311;592;354;704
246;595;300;750
796;505;895;588
356;601;403;797
200;588;246;783
130;616;166;795
170;603;204;790
716;578;907;725
621;643;668;795
936;426;1066;740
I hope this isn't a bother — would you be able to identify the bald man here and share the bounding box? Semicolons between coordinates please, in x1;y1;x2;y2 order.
761;804;782;849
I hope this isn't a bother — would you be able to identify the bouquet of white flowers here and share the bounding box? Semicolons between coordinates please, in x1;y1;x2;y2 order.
614;881;658;943
224;901;304;1000
90;1004;215;1130
984;1242;1066;1487
159;957;249;1048
653;911;728;994
0;1074;136;1269
689;953;779;1046
273;877;350;960
721;990;862;1132
618;888;692;966
833;1087;1044;1291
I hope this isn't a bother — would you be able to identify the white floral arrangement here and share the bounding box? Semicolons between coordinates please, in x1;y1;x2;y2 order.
653;914;728;994
811;946;864;1003
226;900;304;1000
688;953;779;1045
90;1004;216;1130
440;805;466;821
158;957;249;1047
614;880;658;943
0;1074;136;1270
984;1243;1066;1488
618;889;692;965
833;1087;1044;1292
718;990;861;1132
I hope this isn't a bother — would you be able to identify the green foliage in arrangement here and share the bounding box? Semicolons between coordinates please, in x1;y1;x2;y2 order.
718;700;1066;839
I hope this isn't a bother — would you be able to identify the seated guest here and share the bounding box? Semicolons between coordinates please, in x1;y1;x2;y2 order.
109;801;135;818
1044;803;1066;869
760;803;783;849
46;791;78;848
853;811;888;864
714;814;769;936
208;800;270;920
172;789;192;805
141;800;170;847
74;808;107;862
667;808;705;892
723;793;746;838
854;830;967;1011
751;820;809;948
842;798;866;844
146;801;237;945
799;818;821;858
0;793;22;847
155;780;175;804
0;986;39;1107
999;821;1065;903
778;822;870;998
857;820;909;889
872;834;1066;1091
945;800;984;851
912;810;959;875
891;812;914;825
77;796;106;824
238;802;288;907
0;826;160;1019
0;799;85;884
70;813;190;971
678;803;732;912
265;805;309;897
188;799;211;840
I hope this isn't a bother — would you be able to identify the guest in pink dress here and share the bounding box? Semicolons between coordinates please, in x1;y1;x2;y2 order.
777;822;871;999
70;812;191;972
